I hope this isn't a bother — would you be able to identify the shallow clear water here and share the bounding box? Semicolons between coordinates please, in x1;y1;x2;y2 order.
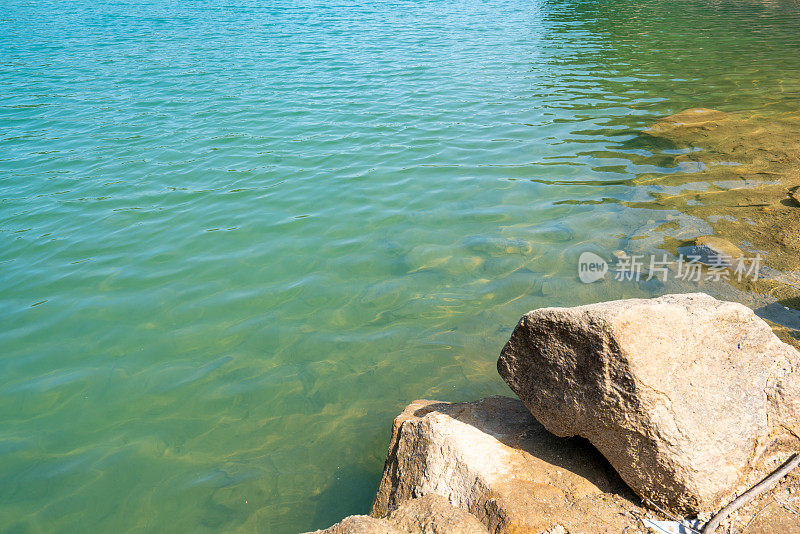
2;0;800;531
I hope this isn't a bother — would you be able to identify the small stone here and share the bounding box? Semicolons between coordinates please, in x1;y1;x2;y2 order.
789;186;800;206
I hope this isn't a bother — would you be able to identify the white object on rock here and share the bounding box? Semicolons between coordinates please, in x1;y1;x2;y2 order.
641;517;704;534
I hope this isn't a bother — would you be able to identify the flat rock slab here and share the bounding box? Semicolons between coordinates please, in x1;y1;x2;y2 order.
498;293;800;514
371;396;647;533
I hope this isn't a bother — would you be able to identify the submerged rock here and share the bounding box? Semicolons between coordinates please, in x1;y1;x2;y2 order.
371;396;646;533
677;235;744;266
644;108;727;136
461;236;534;257
498;293;800;514
625;215;712;257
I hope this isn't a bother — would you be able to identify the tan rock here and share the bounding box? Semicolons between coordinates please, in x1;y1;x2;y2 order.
790;186;800;206
371;396;647;533
305;495;488;534
305;515;406;534
746;508;800;534
498;293;800;515
384;494;488;534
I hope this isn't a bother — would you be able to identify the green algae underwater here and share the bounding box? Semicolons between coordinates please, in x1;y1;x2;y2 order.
1;0;800;532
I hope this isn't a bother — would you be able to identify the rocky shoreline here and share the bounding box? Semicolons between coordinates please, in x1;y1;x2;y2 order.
305;294;800;534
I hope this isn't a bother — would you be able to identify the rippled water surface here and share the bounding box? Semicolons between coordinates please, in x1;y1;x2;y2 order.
3;0;800;531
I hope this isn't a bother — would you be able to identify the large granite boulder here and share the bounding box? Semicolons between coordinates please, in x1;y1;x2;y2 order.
371;396;647;533
497;293;800;514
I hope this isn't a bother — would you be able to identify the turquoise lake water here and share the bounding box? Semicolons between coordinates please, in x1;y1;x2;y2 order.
2;0;800;531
